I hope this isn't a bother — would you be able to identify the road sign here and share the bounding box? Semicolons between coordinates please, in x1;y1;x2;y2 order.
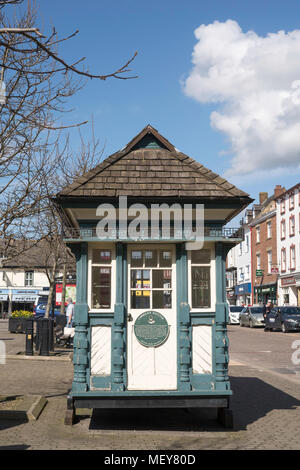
256;269;263;277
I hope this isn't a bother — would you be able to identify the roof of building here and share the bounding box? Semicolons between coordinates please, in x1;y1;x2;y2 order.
0;239;75;269
57;125;251;200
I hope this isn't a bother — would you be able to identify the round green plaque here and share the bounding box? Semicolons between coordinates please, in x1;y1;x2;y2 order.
134;311;170;348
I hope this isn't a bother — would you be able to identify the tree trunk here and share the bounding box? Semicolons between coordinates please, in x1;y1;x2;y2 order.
45;262;57;318
60;263;67;315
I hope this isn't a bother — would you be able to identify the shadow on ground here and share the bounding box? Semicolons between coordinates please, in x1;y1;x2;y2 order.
86;376;300;433
230;376;300;430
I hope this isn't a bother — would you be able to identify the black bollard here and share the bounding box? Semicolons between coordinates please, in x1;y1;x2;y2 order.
49;317;55;352
25;318;34;356
39;317;49;356
35;318;41;352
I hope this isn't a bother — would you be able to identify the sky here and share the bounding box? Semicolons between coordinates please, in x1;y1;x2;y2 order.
12;0;300;221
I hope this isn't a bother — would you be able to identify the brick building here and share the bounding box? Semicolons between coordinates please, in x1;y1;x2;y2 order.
250;185;285;305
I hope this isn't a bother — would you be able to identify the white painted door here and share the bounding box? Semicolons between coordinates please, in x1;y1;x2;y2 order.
127;245;177;390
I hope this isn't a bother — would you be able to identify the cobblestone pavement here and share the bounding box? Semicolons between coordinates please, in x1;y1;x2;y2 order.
1;357;300;450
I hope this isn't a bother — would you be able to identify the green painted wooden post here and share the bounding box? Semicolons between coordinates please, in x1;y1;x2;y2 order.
177;243;191;391
70;242;89;392
214;241;231;391
112;242;126;391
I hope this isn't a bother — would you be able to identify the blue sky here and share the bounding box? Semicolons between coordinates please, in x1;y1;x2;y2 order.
31;0;300;215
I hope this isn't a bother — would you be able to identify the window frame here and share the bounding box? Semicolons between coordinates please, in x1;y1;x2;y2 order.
256;226;260;244
267;221;272;239
281;219;286;240
281;248;286;273
88;243;116;313
267;250;272;274
188;244;216;313
256;253;261;270
290;245;296;271
128;244;175;312
289;215;295;237
289;192;295;210
24;270;34;287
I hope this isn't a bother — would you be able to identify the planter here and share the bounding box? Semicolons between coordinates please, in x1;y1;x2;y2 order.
9;317;34;333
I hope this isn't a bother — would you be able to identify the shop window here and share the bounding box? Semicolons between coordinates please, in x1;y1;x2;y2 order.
130;249;173;309
190;249;211;309
25;270;34;287
91;249;113;309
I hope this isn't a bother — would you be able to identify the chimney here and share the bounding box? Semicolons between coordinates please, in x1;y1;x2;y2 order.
259;192;268;204
274;185;285;198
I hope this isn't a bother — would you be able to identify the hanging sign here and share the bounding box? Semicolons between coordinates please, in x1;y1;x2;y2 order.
134;311;170;348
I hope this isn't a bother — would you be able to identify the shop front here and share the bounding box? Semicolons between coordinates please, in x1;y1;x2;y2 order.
11;289;39;312
254;284;277;305
55;125;252;425
278;275;300;306
0;289;9;318
234;283;251;306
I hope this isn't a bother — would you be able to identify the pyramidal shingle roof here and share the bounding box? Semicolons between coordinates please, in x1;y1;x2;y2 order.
58;125;250;199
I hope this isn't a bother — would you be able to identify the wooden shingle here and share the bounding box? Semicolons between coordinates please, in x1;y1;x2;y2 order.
58;125;250;200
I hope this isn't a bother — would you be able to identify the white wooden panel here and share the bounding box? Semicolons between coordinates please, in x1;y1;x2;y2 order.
91;326;111;376
192;325;212;374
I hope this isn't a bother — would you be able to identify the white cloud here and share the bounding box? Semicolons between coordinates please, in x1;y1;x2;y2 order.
183;20;300;177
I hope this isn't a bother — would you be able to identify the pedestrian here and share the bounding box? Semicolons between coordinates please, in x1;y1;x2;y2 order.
66;298;74;328
264;300;273;331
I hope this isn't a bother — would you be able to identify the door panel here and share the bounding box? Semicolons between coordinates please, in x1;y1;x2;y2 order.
127;245;177;390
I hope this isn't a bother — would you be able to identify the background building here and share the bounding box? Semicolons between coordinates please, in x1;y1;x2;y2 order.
249;186;285;305
0;240;75;316
276;183;300;306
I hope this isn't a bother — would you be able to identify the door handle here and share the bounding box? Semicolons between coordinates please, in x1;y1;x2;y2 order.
127;314;133;322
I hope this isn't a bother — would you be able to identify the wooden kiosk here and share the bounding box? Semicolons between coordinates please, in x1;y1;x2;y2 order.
54;125;252;426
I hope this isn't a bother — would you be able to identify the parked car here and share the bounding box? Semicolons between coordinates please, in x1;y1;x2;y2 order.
228;306;244;324
264;306;300;333
239;306;265;328
33;303;62;318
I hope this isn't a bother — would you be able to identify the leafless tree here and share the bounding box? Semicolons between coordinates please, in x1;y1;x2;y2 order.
0;1;137;261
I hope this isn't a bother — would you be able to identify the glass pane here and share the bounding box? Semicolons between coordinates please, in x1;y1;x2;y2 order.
153;290;172;309
192;266;211;308
92;267;111;309
131;290;150;309
152;270;172;289
191;249;211;264
92;249;111;264
131;251;143;267
131;270;150;289
159;251;172;267
145;250;157;267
